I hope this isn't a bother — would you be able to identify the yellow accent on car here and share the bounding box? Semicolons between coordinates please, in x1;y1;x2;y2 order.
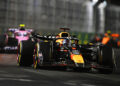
18;55;21;64
56;39;64;44
36;43;39;57
58;32;70;38
18;42;22;65
19;24;25;27
72;55;84;63
44;40;48;42
34;59;38;69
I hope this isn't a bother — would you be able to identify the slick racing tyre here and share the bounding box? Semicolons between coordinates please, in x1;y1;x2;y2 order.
17;40;35;66
33;43;43;69
98;45;115;73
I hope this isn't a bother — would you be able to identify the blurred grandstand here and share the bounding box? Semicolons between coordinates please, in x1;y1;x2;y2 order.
0;0;97;33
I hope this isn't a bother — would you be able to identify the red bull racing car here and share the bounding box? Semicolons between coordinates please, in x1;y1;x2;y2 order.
17;28;115;73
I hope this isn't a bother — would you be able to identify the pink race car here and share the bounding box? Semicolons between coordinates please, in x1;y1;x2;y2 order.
3;28;33;53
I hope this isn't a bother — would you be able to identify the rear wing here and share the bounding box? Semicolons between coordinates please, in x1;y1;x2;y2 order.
8;28;33;33
8;28;18;32
60;28;70;32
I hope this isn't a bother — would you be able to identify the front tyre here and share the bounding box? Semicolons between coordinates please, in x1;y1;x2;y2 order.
17;40;35;66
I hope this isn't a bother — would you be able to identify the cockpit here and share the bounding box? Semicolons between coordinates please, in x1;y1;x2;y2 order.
58;32;70;38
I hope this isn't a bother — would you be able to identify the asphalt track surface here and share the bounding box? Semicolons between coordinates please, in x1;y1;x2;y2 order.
0;54;120;86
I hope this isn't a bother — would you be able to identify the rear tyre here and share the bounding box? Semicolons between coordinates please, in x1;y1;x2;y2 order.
17;40;35;66
98;45;115;74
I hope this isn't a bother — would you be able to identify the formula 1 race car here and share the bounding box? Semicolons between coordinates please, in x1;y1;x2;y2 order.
2;27;33;53
17;28;84;67
91;32;120;48
17;28;115;73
